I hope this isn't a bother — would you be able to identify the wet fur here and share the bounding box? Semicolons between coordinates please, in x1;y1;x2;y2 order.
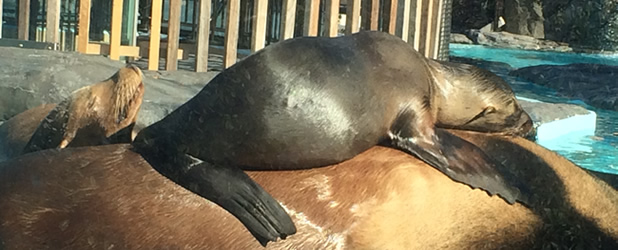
21;65;144;155
0;131;616;249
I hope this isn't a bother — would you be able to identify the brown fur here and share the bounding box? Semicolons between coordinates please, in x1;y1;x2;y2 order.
0;131;616;249
20;65;144;155
0;103;56;160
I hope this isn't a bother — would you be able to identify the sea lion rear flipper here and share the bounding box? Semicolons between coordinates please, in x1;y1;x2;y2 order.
22;99;72;154
389;127;531;205
137;149;296;246
183;162;297;245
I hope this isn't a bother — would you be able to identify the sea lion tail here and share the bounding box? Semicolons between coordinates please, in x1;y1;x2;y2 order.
390;127;531;205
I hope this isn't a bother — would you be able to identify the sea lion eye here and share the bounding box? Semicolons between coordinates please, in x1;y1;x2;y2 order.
483;106;496;115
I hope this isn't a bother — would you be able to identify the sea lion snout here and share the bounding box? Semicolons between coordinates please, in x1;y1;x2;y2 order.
518;112;534;135
515;111;536;140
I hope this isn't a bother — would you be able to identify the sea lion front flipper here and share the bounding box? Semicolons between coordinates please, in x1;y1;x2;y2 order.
22;99;72;154
388;112;530;205
137;149;296;246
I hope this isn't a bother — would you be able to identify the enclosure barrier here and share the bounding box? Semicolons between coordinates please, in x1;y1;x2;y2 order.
7;0;451;72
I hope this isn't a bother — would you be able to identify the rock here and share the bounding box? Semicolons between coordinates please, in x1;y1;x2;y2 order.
503;0;545;39
511;63;618;111
543;0;618;51
0;47;218;128
450;33;474;44
464;29;572;52
451;0;494;33
518;100;591;125
452;0;618;51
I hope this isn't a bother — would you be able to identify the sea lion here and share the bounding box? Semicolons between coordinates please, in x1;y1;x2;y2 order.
0;103;56;161
20;65;144;155
0;131;616;249
129;31;532;244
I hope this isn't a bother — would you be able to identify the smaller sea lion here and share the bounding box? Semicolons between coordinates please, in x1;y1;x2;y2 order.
21;65;144;155
130;31;532;245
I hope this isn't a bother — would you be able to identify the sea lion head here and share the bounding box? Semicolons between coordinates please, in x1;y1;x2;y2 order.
429;61;534;137
109;65;145;126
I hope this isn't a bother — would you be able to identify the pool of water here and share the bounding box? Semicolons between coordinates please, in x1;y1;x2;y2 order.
449;44;618;174
450;43;618;68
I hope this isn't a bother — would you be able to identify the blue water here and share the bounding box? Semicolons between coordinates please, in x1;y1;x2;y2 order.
450;43;618;68
450;44;618;174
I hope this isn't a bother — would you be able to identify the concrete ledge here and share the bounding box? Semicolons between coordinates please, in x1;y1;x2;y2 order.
517;96;597;151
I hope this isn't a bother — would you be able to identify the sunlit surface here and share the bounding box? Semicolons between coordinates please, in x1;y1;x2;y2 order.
451;44;618;174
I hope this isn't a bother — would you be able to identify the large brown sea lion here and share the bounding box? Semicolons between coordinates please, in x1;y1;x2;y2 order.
0;130;615;249
17;65;144;155
129;31;533;243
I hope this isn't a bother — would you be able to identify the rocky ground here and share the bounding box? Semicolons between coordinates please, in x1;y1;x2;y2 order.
451;30;572;52
511;64;618;112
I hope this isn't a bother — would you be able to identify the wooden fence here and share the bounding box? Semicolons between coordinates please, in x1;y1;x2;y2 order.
5;0;451;72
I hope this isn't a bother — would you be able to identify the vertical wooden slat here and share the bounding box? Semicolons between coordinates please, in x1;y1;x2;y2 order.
109;0;124;60
415;0;427;52
77;0;91;53
388;0;398;34
45;0;61;43
280;0;296;40
432;0;444;59
251;0;268;52
401;0;411;41
0;0;3;39
407;0;418;44
224;0;240;68
324;0;340;37
369;0;379;30
345;0;361;35
0;0;4;38
148;0;163;70
18;0;30;40
303;0;319;36
166;0;182;71
195;0;212;72
425;0;439;57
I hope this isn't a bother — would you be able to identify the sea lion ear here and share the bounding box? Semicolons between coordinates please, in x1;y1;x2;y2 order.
484;106;497;115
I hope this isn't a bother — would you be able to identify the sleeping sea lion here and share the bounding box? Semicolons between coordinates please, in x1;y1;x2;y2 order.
20;65;144;155
129;31;532;244
0;131;615;249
